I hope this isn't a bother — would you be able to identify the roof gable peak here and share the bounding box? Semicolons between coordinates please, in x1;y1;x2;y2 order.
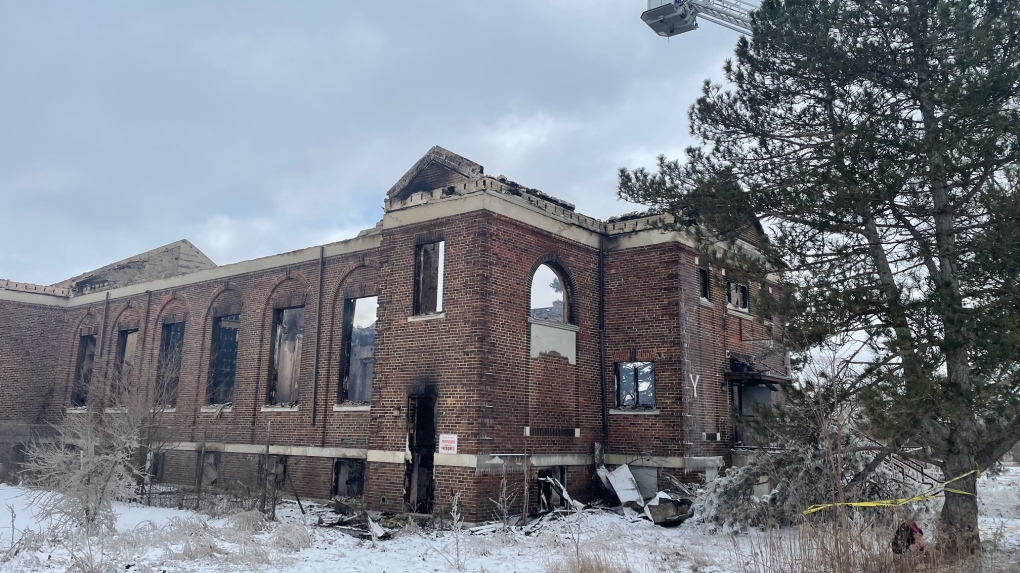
387;146;483;201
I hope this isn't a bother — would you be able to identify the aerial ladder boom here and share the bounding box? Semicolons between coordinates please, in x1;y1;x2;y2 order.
641;0;754;37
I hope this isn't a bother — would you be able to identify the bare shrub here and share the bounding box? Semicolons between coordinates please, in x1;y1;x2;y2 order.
546;550;631;573
21;412;139;537
227;510;269;533
272;522;312;552
222;537;272;568
731;512;1020;573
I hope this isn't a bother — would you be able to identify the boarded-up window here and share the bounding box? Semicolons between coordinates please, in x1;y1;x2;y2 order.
208;314;240;405
413;241;444;315
617;362;655;409
72;335;96;407
341;296;377;403
156;322;185;407
268;307;304;405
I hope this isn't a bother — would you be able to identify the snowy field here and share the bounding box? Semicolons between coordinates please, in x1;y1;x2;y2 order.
1;466;1018;573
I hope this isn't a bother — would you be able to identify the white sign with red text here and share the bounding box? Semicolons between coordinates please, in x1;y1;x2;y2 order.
438;434;458;455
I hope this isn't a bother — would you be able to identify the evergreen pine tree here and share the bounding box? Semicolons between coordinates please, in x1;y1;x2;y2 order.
619;0;1020;553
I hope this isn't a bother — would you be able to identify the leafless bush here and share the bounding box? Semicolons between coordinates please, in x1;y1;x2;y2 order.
273;522;312;552
489;463;519;529
21;412;140;537
731;512;1020;573
436;492;466;571
227;510;270;533
546;550;632;573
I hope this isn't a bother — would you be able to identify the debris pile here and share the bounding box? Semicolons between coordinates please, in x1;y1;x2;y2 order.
597;464;695;527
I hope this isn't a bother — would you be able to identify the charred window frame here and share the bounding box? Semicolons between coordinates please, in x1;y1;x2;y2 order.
616;361;655;409
267;307;304;406
156;322;185;407
726;280;749;312
699;267;712;301
207;314;240;405
116;328;139;378
112;329;139;404
731;382;776;447
537;467;567;511
340;296;377;403
413;240;445;315
72;335;97;407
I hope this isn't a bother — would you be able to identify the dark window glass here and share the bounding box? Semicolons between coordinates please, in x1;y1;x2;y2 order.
341;297;377;403
208;314;240;405
740;385;773;416
149;452;166;483
699;268;711;301
414;241;444;315
268;307;304;405
156;322;185;407
72;335;96;407
617;362;655;408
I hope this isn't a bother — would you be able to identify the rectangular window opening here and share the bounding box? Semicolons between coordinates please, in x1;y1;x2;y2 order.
268;307;304;406
148;451;166;484
739;385;773;417
734;383;776;447
727;281;749;311
113;329;139;404
156;322;185;407
699;267;711;301
72;335;96;407
414;241;444;315
208;314;240;405
332;458;366;498
197;451;221;487
616;362;656;409
538;467;567;512
341;296;377;403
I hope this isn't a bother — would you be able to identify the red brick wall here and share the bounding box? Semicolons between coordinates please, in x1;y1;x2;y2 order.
0;301;73;424
0;198;784;517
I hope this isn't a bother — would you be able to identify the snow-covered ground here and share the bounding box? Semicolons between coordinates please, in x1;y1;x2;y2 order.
2;466;1018;572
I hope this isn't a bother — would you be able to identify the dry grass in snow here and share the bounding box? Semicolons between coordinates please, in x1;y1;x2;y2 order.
0;466;1017;572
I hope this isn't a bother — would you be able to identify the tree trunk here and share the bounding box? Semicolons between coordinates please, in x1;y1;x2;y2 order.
939;431;981;555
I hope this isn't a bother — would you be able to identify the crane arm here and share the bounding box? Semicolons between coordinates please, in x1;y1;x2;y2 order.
641;0;754;37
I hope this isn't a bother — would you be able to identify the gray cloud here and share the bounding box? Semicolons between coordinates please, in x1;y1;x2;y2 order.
0;1;740;284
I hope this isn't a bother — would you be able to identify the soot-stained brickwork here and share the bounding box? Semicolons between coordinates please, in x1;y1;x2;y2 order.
0;146;788;520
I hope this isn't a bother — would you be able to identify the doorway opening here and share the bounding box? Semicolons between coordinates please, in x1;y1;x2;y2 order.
405;394;437;513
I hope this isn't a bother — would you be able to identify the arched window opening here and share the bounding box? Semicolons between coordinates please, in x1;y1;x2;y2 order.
530;264;568;323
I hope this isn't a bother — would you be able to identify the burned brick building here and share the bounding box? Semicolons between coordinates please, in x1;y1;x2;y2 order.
0;146;788;520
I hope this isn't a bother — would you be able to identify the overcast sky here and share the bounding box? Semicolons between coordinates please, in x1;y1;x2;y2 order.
0;1;739;285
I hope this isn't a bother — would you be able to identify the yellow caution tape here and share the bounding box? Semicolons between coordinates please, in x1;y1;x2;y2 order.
803;469;981;515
